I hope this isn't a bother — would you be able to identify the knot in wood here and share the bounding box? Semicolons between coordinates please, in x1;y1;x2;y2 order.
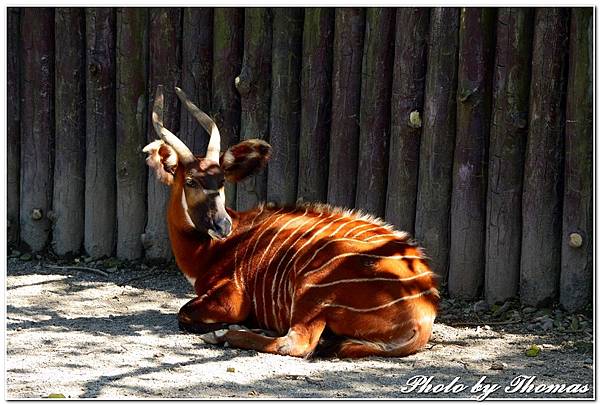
234;70;253;96
568;232;583;248
88;63;99;75
31;208;43;220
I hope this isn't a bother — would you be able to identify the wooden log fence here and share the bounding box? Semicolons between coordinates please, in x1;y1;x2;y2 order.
7;7;593;311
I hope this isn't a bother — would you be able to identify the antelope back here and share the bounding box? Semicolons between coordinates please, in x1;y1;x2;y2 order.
215;203;438;334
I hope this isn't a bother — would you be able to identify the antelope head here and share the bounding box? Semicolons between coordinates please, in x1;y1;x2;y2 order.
143;85;271;240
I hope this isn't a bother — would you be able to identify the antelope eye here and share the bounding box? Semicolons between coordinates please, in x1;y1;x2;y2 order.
185;178;198;188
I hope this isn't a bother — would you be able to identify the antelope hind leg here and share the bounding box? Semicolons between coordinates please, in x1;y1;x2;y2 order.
202;320;326;357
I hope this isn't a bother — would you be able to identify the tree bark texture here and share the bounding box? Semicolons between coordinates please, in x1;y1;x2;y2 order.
355;8;395;218
485;8;534;304
53;8;86;255
20;8;54;252
414;8;460;281
520;8;569;307
212;8;243;209
8;8;20;245
236;8;273;211
560;8;593;312
267;8;303;206
385;8;429;233
145;8;181;260
85;8;116;258
297;8;334;203
180;8;213;156
116;8;148;260
326;8;365;209
448;8;496;299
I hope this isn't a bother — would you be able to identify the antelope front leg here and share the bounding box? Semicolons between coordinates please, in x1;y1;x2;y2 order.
178;281;250;334
203;320;326;358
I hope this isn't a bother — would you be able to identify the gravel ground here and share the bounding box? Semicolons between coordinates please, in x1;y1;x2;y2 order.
5;256;594;399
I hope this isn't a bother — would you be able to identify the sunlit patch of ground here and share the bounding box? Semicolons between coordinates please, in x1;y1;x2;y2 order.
6;258;594;399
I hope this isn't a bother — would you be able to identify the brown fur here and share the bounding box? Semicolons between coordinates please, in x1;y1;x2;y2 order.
145;138;437;358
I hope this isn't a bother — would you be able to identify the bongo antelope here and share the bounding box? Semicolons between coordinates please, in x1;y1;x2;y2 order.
143;85;438;358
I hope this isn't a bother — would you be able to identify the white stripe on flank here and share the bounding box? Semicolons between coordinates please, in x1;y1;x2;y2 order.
249;208;287;323
352;226;383;238
304;272;433;288
342;222;373;238
271;212;329;330
302;253;423;278
330;217;361;238
278;214;348;323
237;205;265;287
264;210;311;330
363;233;397;241
322;288;437;312
294;237;408;276
256;210;307;328
233;247;240;289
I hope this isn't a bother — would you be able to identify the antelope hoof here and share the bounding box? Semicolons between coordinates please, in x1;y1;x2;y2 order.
228;324;250;332
199;329;228;345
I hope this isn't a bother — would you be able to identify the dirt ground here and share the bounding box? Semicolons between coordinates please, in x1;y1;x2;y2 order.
5;256;594;399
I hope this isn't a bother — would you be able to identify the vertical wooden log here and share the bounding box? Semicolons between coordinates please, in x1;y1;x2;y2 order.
85;8;116;258
115;8;148;260
212;8;243;209
485;9;534;304
355;8;395;218
448;9;496;299
267;8;303;206
236;8;272;211
297;8;334;203
521;8;569;307
7;8;20;245
53;8;86;255
385;8;429;232
20;8;54;252
327;8;365;209
145;8;181;260
414;8;460;280
180;8;213;155
560;8;593;312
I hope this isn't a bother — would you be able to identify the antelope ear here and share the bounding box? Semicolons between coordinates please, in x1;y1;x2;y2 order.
143;140;179;185
220;139;271;182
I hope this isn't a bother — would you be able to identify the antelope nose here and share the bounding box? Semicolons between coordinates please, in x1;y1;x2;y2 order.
213;217;232;238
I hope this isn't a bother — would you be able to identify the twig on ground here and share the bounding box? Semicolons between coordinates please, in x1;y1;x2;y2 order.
45;264;109;277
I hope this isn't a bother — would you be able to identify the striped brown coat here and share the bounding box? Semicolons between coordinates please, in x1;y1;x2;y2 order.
145;86;438;358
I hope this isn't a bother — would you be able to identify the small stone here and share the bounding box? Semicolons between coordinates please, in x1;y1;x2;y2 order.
473;300;489;313
490;362;507;370
492;301;511;318
522;306;536;314
540;318;554;331
584;358;593;365
35;254;42;260
227;367;235;373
